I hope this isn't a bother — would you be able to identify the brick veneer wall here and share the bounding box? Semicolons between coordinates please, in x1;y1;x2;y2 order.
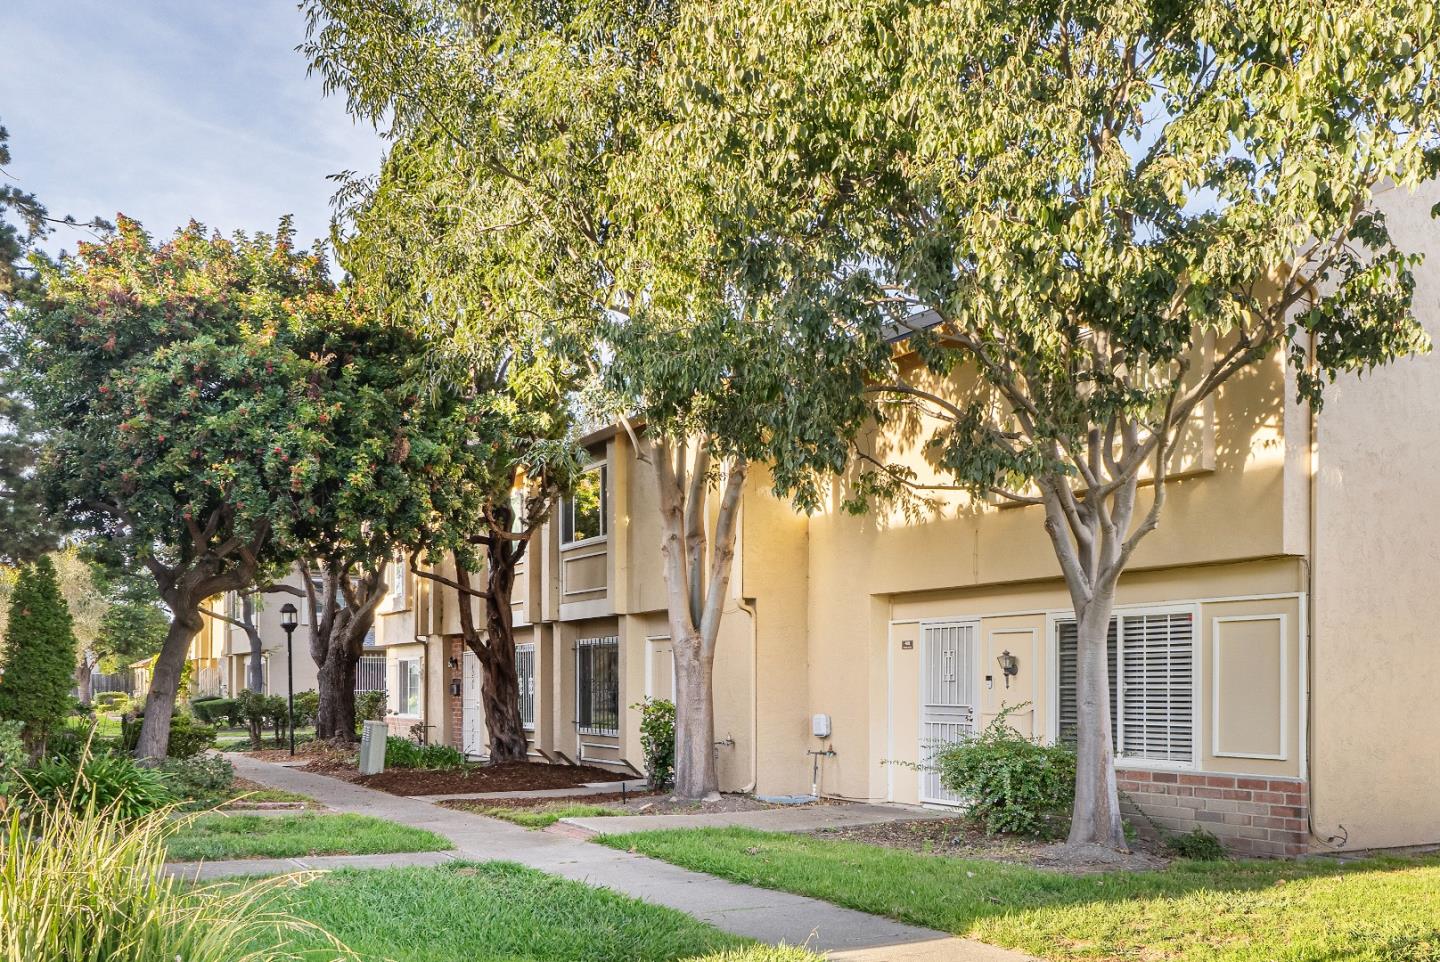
1117;768;1310;858
448;638;464;750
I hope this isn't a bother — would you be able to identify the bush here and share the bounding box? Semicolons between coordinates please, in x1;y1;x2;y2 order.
1169;827;1228;860
93;691;133;714
0;720;25;802
159;754;236;809
192;697;239;726
23;752;176;820
934;704;1076;836
235;689;287;748
354;690;387;732
119;711;216;759
383;737;464;770
0;557;78;756
0;800;337;961
632;697;676;790
290;690;319;728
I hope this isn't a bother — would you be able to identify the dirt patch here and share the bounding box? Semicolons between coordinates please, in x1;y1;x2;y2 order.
811;817;1170;874
303;759;631;796
442;791;832;817
240;741;353;765
440;789;660;813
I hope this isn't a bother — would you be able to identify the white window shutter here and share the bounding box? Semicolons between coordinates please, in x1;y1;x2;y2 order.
1056;619;1118;748
1119;613;1194;762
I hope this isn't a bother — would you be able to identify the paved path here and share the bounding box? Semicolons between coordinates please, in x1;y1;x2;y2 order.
214;754;1030;962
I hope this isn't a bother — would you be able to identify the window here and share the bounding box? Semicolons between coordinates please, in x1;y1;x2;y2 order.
225;591;244;622
562;464;607;544
1056;611;1194;764
516;643;536;731
397;658;422;716
388;559;408;610
576;636;619;735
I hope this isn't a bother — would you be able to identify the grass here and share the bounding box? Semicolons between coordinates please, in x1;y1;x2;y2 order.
600;828;1440;962
476;803;627;829
227;778;314;806
166;812;452;862
266;861;819;962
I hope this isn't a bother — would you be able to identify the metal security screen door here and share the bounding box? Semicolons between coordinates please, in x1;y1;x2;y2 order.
919;621;979;805
462;650;485;758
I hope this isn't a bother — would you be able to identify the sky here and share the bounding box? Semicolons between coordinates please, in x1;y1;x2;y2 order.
1;1;383;257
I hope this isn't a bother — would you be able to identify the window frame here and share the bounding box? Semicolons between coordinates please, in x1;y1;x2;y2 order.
396;657;422;718
387;558;408;611
561;463;608;547
574;636;620;736
1050;603;1199;771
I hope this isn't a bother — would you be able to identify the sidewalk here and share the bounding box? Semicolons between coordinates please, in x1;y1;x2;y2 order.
221;753;1031;962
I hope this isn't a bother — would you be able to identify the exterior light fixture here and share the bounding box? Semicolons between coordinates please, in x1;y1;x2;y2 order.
279;603;299;755
996;650;1019;688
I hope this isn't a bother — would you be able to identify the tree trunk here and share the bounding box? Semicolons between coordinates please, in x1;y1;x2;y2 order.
1066;593;1127;850
135;608;203;761
477;552;527;762
75;659;94;707
245;595;265;692
315;643;359;741
671;631;717;799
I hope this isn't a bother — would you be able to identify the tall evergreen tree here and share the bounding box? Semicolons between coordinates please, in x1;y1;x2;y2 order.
0;555;77;755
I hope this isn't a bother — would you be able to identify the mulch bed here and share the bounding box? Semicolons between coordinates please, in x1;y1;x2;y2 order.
440;791;802;815
303;758;631;796
811;817;1171;874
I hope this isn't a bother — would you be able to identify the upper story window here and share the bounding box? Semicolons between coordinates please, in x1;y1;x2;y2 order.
225;590;244;622
387;558;408;610
562;463;607;545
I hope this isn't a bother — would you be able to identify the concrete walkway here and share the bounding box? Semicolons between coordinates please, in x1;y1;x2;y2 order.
216;754;1030;962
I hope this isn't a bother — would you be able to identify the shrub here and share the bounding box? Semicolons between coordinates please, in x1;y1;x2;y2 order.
383;737;464;770
933;704;1076;836
23;752;175;820
119;712;215;759
1170;827;1228;860
191;697;239;726
354;690;386;733
632;697;676;790
0;800;337;961
236;690;287;748
0;720;25;802
93;692;133;714
159;754;236;809
0;557;78;756
290;690;319;728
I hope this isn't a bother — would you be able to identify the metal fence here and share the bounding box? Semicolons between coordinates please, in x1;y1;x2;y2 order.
355;653;386;693
576;636;619;735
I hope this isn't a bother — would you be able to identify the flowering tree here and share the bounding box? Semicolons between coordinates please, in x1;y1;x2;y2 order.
15;218;331;759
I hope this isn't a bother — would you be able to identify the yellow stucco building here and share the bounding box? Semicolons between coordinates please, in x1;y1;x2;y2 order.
197;181;1440;857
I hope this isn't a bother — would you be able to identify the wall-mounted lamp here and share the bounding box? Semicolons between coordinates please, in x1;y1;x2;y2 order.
996;650;1019;688
449;679;462;697
447;656;460;670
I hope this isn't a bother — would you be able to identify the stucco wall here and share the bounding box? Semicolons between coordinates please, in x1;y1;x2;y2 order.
1310;180;1440;851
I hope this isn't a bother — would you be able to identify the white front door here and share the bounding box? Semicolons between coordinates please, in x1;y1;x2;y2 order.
461;649;486;758
919;621;979;805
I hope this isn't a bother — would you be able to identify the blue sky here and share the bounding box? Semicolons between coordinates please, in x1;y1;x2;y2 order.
1;1;381;257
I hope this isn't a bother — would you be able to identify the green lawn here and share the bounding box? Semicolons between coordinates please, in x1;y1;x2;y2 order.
265;861;818;962
600;828;1440;962
475;803;626;829
166;812;451;861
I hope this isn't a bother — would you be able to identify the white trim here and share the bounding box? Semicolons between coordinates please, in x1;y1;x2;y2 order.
1211;614;1289;760
1297;593;1309;780
917;590;1304;628
560;534;609;551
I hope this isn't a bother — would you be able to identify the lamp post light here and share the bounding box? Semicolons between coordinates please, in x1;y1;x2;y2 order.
280;603;299;756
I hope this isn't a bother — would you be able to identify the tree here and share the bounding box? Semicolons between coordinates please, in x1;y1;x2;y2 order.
13;217;331;760
666;0;1440;844
93;566;167;680
0;119;109;564
0;556;77;755
48;547;111;705
333;132;588;760
304;0;890;791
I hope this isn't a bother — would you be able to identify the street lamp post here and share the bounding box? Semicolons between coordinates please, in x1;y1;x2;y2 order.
280;603;299;757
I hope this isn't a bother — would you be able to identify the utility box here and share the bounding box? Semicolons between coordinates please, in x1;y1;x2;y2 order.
359;720;387;775
811;713;832;739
